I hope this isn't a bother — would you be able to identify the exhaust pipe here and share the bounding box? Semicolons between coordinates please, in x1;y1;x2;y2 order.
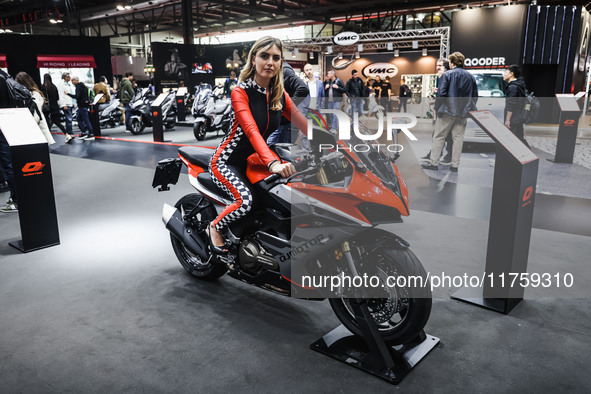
162;203;209;261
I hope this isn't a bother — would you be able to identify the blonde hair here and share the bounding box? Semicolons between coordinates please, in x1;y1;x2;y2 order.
239;36;285;111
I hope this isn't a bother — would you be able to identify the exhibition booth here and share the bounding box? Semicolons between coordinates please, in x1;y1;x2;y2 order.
0;3;590;392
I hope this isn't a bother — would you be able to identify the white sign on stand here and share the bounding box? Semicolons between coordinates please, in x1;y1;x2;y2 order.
0;108;46;146
152;92;169;107
92;93;104;106
176;87;188;96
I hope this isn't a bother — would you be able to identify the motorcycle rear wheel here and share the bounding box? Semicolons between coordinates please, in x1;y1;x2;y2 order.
193;123;206;141
170;194;227;281
328;247;432;345
130;118;145;135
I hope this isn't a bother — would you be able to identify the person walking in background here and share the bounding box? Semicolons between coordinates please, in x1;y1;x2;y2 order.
398;79;411;112
324;70;346;130
40;73;72;142
422;52;478;173
68;76;94;140
57;72;75;136
346;69;365;119
119;72;135;131
15;72;55;146
422;58;453;164
302;63;325;110
93;76;111;104
223;70;238;97
503;64;530;148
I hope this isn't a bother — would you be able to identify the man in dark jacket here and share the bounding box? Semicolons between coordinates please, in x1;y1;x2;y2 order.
423;52;478;172
68;77;95;140
325;70;346;130
119;72;135;131
503;64;530;148
266;62;309;144
346;70;365;118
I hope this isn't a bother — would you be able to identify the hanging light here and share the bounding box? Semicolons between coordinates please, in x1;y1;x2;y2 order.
412;41;419;49
422;48;428;56
338;52;343;59
327;45;333;54
387;42;393;51
357;44;363;52
355;52;360;59
309;52;315;60
394;49;400;57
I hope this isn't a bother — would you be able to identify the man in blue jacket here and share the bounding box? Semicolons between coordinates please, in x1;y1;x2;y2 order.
423;52;478;172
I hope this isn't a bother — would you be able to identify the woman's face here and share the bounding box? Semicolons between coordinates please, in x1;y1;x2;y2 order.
252;44;282;80
375;76;381;82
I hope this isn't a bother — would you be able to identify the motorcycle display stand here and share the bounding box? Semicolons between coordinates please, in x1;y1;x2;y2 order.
89;93;103;137
452;110;539;314
151;93;168;143
0;108;60;252
311;299;439;384
176;87;187;122
552;94;581;164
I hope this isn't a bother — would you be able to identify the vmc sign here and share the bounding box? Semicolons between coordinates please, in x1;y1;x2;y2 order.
362;63;399;79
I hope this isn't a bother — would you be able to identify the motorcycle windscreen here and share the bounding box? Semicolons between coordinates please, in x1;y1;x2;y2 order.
285;97;428;299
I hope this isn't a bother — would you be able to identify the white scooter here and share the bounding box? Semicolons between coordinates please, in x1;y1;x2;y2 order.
191;84;232;141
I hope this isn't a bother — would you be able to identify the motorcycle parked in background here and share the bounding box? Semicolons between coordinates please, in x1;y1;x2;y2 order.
129;88;177;135
98;98;122;128
191;84;232;141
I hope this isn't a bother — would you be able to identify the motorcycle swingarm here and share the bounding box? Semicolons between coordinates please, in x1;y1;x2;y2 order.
152;158;182;191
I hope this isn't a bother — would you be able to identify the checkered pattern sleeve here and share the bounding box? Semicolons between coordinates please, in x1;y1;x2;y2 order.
282;91;309;136
231;87;277;167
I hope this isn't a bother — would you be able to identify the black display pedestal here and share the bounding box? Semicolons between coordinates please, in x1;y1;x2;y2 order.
0;108;60;252
89;104;101;137
151;92;168;143
311;299;439;384
176;94;186;122
452;110;539;314
553;94;581;164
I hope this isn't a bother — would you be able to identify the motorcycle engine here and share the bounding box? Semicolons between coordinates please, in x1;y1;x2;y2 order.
239;236;279;275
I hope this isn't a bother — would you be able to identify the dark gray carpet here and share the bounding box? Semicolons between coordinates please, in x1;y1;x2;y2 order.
0;154;589;392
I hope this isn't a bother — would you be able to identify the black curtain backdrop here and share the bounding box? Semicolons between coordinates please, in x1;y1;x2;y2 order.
152;41;253;94
0;35;112;86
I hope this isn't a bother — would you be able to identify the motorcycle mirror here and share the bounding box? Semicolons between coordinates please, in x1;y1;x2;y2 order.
309;126;337;147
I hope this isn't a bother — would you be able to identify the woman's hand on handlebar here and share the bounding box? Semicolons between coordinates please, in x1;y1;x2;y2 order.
270;162;295;178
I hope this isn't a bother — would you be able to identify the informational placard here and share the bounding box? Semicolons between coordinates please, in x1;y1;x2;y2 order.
452;109;539;314
176;87;188;96
470;111;537;164
152;92;169;107
0;108;60;252
556;94;581;112
0;108;46;146
575;91;586;100
92;93;104;106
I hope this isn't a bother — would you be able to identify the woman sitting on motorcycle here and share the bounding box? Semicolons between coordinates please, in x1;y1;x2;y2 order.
208;36;308;253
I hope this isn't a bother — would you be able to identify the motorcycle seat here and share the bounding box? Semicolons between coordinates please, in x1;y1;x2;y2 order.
98;103;111;111
178;146;213;169
197;172;229;200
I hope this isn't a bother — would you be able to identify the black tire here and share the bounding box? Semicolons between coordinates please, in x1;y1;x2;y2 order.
193;123;206;141
130;118;145;135
329;247;432;345
170;194;227;281
165;121;175;130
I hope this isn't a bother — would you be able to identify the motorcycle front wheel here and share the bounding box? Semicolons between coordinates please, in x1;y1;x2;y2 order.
193;122;206;141
170;194;227;281
328;247;432;345
130;118;145;135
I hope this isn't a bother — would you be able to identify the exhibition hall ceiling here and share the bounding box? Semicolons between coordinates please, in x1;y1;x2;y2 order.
0;0;589;37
